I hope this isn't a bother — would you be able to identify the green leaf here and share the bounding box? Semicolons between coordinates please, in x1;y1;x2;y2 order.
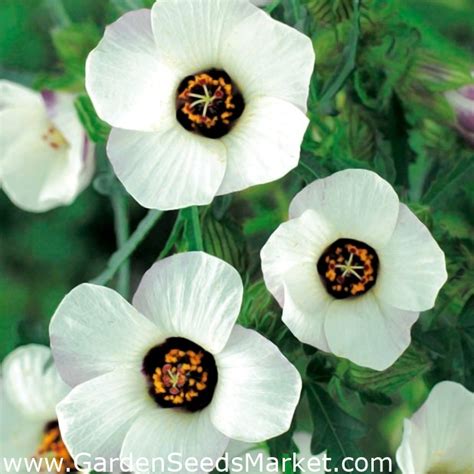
74;94;111;143
338;345;432;400
317;0;360;114
201;211;248;275
267;419;300;473
307;383;366;469
51;22;100;77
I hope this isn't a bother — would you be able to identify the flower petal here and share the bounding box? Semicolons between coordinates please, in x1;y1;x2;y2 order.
217;97;308;195
261;209;335;306
396;381;474;474
57;368;150;464
2;344;69;421
324;293;419;370
289;169;400;248
222;7;314;110
133;252;243;354
86;9;179;132
107;127;226;210
150;0;256;74
210;325;301;442
121;406;229;473
282;265;332;352
375;204;447;312
50;283;163;387
1;378;44;467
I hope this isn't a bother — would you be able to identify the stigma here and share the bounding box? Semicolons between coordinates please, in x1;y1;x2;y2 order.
143;338;218;412
176;69;244;139
317;238;379;299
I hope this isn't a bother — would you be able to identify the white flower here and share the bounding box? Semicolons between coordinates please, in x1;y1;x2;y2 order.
0;81;94;213
396;381;474;474
0;344;73;474
261;169;447;370
227;432;326;473
49;252;301;473
85;0;314;210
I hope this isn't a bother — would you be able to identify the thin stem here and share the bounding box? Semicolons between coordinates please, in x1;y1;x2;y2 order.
90;209;164;287
190;206;204;251
46;0;72;27
110;189;130;299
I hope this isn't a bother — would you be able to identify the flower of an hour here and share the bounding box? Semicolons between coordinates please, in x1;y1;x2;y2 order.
85;0;314;210
0;344;75;474
49;252;301;473
260;169;448;370
0;81;94;213
396;381;474;474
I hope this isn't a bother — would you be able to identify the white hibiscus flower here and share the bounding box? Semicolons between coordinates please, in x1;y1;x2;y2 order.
0;344;74;474
85;0;314;210
261;169;447;370
396;381;474;474
0;81;94;213
49;252;301;473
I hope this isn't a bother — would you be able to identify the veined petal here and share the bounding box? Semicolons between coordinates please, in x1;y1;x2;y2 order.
150;0;256;74
282;264;332;353
0;379;44;471
107;127;226;210
133;252;243;354
121;406;229;474
210;326;301;442
50;283;163;387
86;9;179;132
324;293;419;370
375;204;447;312
2;345;69;422
261;209;336;305
217;97;308;195
289;169;400;248
222;7;314;110
396;381;474;474
57;369;151;464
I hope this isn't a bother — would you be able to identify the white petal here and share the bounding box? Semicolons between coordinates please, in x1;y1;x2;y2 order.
217;97;308;195
289;169;400;248
222;7;314;110
50;283;163;387
2;344;69;421
121;406;229;474
210;325;301;442
375;204;447;312
107;126;226;210
397;381;474;474
396;419;429;474
57;368;150;464
261;209;335;305
86;9;179;132
133;252;243;354
0;80;43;109
282;264;332;352
0;378;44;467
324;293;419;370
151;0;256;74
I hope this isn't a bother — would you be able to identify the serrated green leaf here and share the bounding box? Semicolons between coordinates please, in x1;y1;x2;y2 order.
74;94;111;143
201;211;248;275
307;383;366;469
338;345;432;399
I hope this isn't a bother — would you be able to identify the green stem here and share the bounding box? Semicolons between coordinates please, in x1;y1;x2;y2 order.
90;209;164;287
46;0;71;27
190;206;204;251
110;190;130;299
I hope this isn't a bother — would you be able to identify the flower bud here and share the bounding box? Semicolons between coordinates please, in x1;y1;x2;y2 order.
445;80;474;147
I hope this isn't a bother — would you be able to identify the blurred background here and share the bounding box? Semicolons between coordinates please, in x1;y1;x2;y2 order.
1;0;473;468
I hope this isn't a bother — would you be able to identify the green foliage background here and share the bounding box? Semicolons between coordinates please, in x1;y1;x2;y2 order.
1;0;473;471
